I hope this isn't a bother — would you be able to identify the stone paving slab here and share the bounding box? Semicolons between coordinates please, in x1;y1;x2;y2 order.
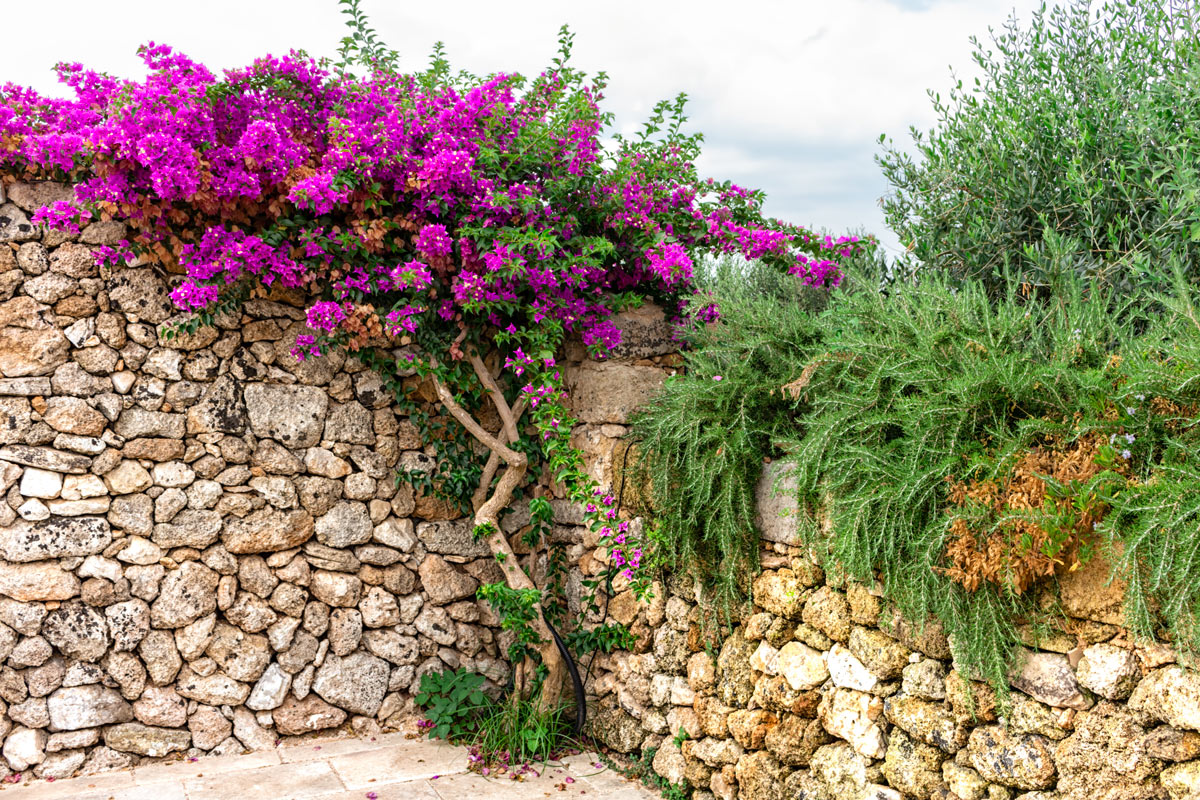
0;734;662;800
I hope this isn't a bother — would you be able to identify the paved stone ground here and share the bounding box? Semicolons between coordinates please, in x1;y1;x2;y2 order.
0;734;661;800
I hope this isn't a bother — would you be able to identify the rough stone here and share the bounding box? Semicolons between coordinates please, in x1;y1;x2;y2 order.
79;745;134;775
764;713;830;767
777;641;830;691
0;328;69;378
358;586;400;628
1129;667;1200;732
41;397;106;436
104;459;153;494
152;509;222;548
42;602;109;662
0;516;111;562
304;447;351;479
150;562;219;628
132;685;187;728
246;663;291;711
372;518;416;551
107;269;173;323
827;642;878;692
19;467;62;499
310;570;362;607
885;693;970;753
818;687;886;759
418;555;480;605
274;694;347;736
1054;702;1163;798
3;726;47;771
112;408;185;439
205;623;271;683
716;628;758;708
416;520;490;557
188;705;232;751
103;722;190;758
565;361;667;424
10;635;52;667
175;669;250;706
1077;644;1142;701
1161;761;1200;800
314;501;372;548
231;706;275;750
755;461;802;546
222;508;315;554
803;586;851;643
1143;726;1200;762
224;592;277;633
0;444;90;473
1011;649;1090;710
136;629;181;686
361;629;419;666
966;725;1058;790
752;568;809;619
727;709;777;751
589;706;644;753
186;374;247;435
312;650;389;716
882;728;946;799
47;685;133;731
902;658;947;701
733;750;788;800
414;605;456;646
328;608;362;656
0;561;80;602
244;383;329;448
849;626;910;680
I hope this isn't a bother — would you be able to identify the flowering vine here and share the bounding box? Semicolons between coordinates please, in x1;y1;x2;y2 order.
0;2;856;710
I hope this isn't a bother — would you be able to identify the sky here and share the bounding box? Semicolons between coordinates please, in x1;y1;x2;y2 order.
3;0;1045;258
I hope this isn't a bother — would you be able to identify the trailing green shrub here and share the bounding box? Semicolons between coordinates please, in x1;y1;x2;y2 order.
630;259;830;617
1103;274;1200;653
636;261;1200;692
878;0;1200;293
784;269;1145;689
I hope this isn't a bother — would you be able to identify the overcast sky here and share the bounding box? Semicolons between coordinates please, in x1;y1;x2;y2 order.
4;0;1045;256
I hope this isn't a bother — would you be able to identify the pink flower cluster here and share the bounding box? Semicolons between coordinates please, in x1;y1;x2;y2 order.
0;38;857;357
591;490;643;579
171;229;308;310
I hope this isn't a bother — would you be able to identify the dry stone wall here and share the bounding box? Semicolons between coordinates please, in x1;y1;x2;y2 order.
2;178;1199;800
582;463;1200;800
0;179;677;781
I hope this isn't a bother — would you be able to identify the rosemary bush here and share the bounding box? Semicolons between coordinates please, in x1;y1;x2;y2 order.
638;261;1200;690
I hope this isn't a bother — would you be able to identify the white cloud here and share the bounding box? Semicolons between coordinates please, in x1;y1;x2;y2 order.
4;0;1044;257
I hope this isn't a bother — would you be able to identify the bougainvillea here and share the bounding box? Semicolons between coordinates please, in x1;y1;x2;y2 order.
0;3;855;710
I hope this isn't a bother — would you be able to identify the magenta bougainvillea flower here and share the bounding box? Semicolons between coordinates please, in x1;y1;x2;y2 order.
0;20;862;593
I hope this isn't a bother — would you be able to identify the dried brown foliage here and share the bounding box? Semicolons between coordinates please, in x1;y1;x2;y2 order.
941;432;1130;594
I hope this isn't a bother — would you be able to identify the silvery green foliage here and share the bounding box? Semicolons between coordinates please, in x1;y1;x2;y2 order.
878;1;1200;294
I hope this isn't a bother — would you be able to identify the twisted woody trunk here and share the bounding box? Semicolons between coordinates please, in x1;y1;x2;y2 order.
431;350;566;712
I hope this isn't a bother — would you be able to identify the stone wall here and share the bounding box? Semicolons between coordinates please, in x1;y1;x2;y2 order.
0;180;677;780
582;464;1200;800
2;178;1199;800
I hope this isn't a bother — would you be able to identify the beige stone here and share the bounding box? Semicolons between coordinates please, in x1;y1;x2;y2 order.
0;561;80;602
